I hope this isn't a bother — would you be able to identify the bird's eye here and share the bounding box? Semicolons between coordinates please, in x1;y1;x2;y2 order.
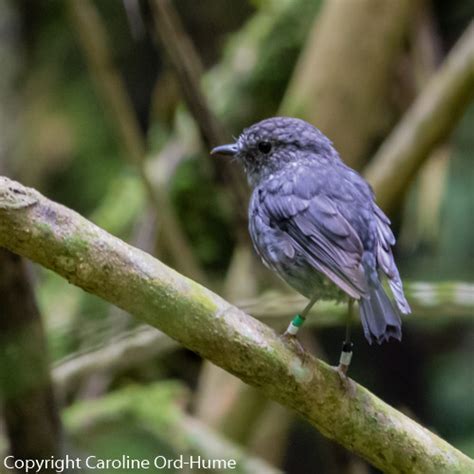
258;141;272;154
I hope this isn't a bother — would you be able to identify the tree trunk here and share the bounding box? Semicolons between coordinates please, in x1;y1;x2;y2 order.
0;250;62;469
282;0;415;169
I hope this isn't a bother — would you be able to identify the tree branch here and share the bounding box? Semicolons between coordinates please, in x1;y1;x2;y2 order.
53;326;177;392
365;22;474;212
0;176;472;473
243;281;474;322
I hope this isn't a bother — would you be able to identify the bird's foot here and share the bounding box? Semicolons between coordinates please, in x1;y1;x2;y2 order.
334;364;356;397
334;341;356;396
280;331;307;361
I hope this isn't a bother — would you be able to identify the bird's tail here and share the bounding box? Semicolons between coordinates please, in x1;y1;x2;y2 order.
359;283;402;345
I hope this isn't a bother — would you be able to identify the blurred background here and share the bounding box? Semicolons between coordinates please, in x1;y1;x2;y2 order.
0;0;473;473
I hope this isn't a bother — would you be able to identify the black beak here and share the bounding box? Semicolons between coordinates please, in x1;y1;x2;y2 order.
210;143;238;156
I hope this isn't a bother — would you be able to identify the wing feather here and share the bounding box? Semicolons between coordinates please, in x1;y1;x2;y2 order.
261;188;368;298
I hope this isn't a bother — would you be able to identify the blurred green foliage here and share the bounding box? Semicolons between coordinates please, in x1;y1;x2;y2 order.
171;156;235;273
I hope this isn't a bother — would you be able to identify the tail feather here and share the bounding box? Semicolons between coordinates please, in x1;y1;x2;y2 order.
359;284;402;345
387;269;411;315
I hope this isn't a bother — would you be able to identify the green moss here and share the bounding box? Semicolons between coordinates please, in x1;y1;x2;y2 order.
35;221;54;237
188;282;219;315
64;234;89;254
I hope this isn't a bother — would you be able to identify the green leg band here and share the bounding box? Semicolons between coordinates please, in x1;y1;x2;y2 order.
287;314;305;335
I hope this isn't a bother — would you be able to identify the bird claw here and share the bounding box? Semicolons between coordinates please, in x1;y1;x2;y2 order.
334;364;356;397
280;331;307;362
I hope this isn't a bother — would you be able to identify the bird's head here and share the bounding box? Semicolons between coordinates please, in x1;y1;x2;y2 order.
211;117;338;187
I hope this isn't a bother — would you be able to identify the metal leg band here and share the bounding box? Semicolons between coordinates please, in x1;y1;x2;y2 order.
339;341;354;367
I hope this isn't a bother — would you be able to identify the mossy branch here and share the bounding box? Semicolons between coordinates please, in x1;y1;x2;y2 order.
0;176;472;473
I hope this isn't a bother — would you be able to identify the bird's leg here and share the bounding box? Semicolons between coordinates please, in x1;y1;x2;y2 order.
283;293;319;337
337;299;354;375
280;294;319;356
335;299;357;395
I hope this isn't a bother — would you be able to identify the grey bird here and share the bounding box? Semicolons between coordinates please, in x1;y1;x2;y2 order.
212;117;410;367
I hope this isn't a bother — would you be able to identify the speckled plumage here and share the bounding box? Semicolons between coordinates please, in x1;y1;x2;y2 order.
215;117;410;344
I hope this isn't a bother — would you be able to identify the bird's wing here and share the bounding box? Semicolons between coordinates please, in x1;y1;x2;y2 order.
259;177;369;299
373;203;395;277
373;204;411;314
